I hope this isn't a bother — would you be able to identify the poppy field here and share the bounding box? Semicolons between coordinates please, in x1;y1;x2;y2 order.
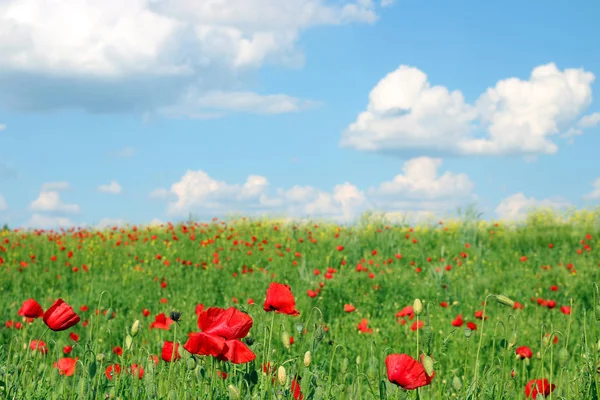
1;210;600;399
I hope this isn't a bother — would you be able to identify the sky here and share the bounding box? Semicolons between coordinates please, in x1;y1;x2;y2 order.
0;0;599;229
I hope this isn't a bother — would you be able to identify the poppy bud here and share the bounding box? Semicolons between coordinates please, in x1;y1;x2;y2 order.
131;320;140;337
356;355;361;365
452;376;462;391
96;353;105;363
228;385;241;399
341;358;349;374
43;299;80;332
524;357;530;367
277;366;287;385
413;299;423;316
496;295;515;308
125;335;133;351
314;325;326;343
558;348;569;367
542;336;550;348
105;307;114;321
508;332;517;349
88;361;97;378
186;356;196;371
304;351;311;367
367;364;377;380
421;355;434;376
282;330;291;350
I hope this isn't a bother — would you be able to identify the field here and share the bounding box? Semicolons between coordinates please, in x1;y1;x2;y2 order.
2;210;600;399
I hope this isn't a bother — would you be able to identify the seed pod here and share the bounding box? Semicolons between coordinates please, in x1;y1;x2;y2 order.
88;361;97;378
295;323;304;334
228;385;241;400
421;355;434;376
413;299;423;316
496;295;515;308
464;328;472;339
558;348;569;367
277;366;287;385
304;351;311;367
452;376;462;391
356;355;361;365
96;353;105;363
186;357;197;371
131;320;140;337
105;308;114;321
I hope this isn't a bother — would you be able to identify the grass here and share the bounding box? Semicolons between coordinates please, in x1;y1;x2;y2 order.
1;208;600;399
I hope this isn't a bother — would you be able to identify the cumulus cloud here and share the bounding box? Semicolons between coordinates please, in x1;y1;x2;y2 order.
0;0;379;115
495;193;571;221
583;178;600;201
30;182;79;213
0;194;6;210
158;157;474;222
342;63;596;156
98;181;123;194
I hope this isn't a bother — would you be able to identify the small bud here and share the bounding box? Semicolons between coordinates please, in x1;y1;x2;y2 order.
304;351;311;367
508;332;517;349
341;357;349;374
131;320;140;337
452;376;462;391
277;366;287;385
558;348;569;367
125;335;133;351
282;330;291;351
496;295;515;308
542;336;550;348
186;357;197;371
421;355;434;376
295;323;304;334
105;308;114;321
356;355;361;365
413;299;423;316
524;357;530;367
228;384;241;400
96;353;105;363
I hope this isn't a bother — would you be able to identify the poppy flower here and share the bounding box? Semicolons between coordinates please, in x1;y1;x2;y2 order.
105;364;122;380
195;304;205;317
385;354;434;390
113;346;123;356
18;299;44;318
43;299;80;331
53;357;78;376
129;364;144;379
396;306;414;320
161;341;181;362
466;322;477;330
307;290;317;298
516;346;533;359
525;379;556;399
344;304;356;313
263;283;300;316
560;306;571;315
63;345;73;354
30;340;48;354
291;377;304;400
451;315;464;327
142;308;151;317
411;321;424;331
149;313;174;330
184;306;256;364
69;332;79;342
357;318;373;334
439;302;449;308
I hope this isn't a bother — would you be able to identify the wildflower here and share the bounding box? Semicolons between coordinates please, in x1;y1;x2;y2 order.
516;346;533;359
30;340;48;354
344;304;356;313
53;357;78;376
385;354;434;390
161;341;181;362
525;379;556;399
149;313;173;330
43;299;80;331
18;299;44;318
263;282;300;316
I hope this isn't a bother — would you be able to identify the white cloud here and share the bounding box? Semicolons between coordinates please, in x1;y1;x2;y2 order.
0;194;6;210
23;214;75;229
160;90;316;118
0;124;5;131
161;157;475;222
342;63;595;156
114;147;136;158
381;0;395;6
97;218;125;229
495;193;571;221
30;183;80;213
563;111;600;140
150;188;172;200
0;0;378;115
583;178;600;201
98;181;122;194
41;181;69;191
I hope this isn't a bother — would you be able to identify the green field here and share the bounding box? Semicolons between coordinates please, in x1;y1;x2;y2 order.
1;209;600;399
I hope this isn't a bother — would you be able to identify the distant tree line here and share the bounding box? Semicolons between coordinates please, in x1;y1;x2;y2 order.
1;223;9;231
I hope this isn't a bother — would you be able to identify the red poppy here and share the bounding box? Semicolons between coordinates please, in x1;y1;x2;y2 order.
516;346;533;359
129;364;144;379
411;321;424;331
161;341;181;362
113;346;123;356
69;332;79;342
396;306;414;320
105;364;122;380
184;306;256;364
53;357;78;376
385;354;434;390
291;377;304;400
525;379;556;399
142;308;151;317
307;290;317;298
344;304;356;313
18;299;44;318
357;318;373;334
195;304;205;317
439;302;449;308
466;322;477;330
560;306;571;315
43;299;80;331
149;313;174;330
263;283;300;316
30;340;48;354
63;345;73;354
451;315;464;327
474;310;487;320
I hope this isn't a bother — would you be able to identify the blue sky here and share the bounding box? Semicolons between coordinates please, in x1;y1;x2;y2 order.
0;0;599;228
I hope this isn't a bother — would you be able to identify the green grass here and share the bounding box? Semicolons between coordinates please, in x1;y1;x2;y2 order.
1;209;600;399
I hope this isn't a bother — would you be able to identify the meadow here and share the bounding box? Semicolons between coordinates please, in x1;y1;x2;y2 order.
1;209;600;399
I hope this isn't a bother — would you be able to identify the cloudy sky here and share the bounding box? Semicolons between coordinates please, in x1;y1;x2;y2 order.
0;0;599;228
